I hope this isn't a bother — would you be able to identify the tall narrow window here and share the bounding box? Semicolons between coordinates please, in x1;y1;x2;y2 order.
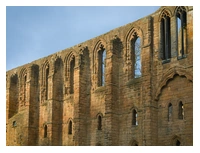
161;12;171;61
168;103;172;121
44;125;47;138
70;57;75;94
98;49;106;86
176;7;187;58
68;120;72;134
98;115;102;130
45;66;49;100
24;75;27;101
132;109;138;126
134;37;141;78
178;101;184;119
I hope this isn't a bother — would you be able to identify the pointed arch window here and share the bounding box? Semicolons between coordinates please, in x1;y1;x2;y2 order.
98;48;106;86
160;11;171;61
70;56;75;94
44;124;47;138
98;115;102;130
132;36;141;78
176;6;187;58
24;74;27;101
168;103;172;121
178;101;184;119
68;120;72;134
132;109;138;126
45;66;49;100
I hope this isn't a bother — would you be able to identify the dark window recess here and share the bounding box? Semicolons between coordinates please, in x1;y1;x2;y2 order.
98;49;106;86
176;7;187;58
13;121;17;127
70;57;75;94
160;11;171;61
45;66;49;100
178;101;184;119
168;103;172;121
44;125;47;138
132;109;138;125
176;140;181;146
98;115;102;130
68;120;72;134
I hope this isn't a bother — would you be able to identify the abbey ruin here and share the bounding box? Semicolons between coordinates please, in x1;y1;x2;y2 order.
6;6;193;146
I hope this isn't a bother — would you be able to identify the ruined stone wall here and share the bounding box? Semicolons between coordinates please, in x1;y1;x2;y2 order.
6;6;193;146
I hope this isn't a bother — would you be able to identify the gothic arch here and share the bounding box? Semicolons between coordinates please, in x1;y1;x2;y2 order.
125;26;143;57
125;25;143;44
124;26;143;79
19;67;28;106
174;6;188;16
64;51;77;94
19;67;28;79
96;112;103;118
93;39;107;54
155;66;193;101
64;49;79;63
92;39;107;69
92;39;107;87
42;60;50;82
64;50;79;74
41;60;50;101
171;135;182;146
158;8;172;22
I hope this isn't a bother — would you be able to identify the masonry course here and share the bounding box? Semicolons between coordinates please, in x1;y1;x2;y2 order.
6;6;193;146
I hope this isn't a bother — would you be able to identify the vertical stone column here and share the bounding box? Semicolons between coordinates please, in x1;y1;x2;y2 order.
141;16;158;146
73;53;81;145
28;64;39;145
103;41;120;146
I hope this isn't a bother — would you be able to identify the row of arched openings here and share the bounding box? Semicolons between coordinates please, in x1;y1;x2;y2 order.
43;120;73;138
42;56;75;101
160;6;187;61
96;109;138;131
168;101;184;121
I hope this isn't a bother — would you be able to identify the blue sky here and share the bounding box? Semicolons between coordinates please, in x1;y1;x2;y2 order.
6;6;160;71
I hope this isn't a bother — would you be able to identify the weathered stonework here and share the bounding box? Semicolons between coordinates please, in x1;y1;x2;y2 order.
6;6;193;146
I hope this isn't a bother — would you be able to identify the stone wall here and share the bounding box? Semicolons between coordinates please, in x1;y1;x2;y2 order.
6;6;193;146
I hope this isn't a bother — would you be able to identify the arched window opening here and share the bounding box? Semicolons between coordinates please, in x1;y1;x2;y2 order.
133;37;141;78
45;66;49;100
176;7;187;58
68;120;72;134
24;75;27;102
98;49;106;86
44;125;47;138
131;35;141;78
132;109;138;126
161;12;171;61
12;121;17;127
70;57;75;94
168;103;172;121
178;101;184;119
98;115;102;130
176;140;181;146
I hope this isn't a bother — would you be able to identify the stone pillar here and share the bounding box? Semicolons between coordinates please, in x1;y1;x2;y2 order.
141;16;158;146
104;40;120;146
